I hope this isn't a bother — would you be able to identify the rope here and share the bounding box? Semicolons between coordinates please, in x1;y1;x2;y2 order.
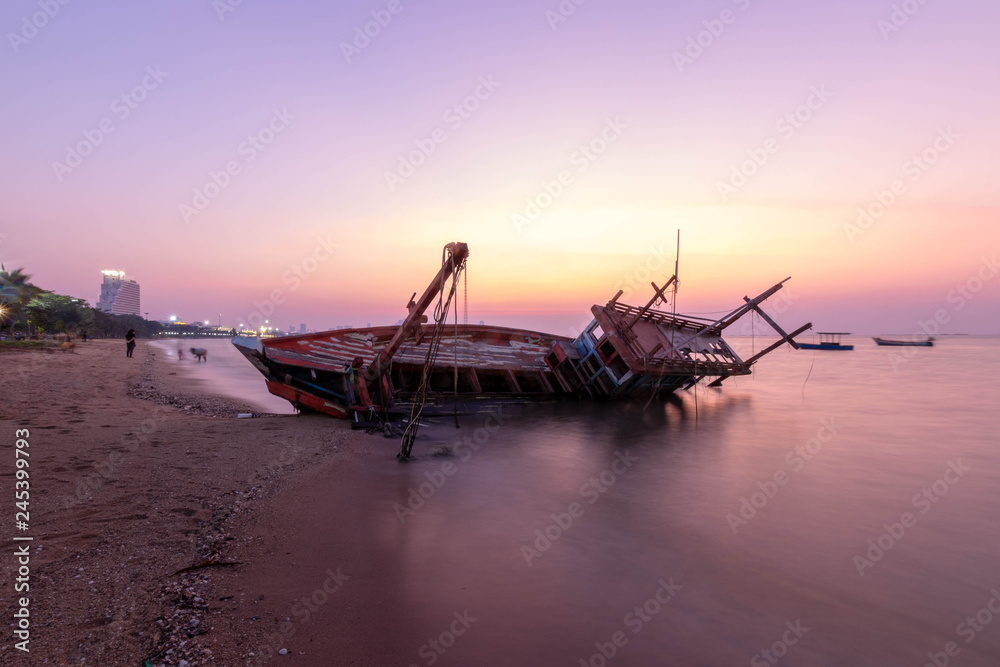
801;351;816;399
693;360;698;422
398;252;465;459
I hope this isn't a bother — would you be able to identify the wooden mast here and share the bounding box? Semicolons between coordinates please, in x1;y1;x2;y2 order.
367;242;469;380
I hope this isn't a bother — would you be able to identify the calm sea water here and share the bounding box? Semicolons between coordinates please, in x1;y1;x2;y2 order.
149;338;296;413
194;335;1000;666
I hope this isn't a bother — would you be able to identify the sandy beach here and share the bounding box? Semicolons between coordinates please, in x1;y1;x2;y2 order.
0;339;390;665
5;337;1000;666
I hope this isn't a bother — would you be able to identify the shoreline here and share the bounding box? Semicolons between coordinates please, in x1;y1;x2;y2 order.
0;340;379;665
147;338;298;416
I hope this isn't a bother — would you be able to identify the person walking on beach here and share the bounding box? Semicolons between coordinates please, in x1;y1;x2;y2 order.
125;329;136;358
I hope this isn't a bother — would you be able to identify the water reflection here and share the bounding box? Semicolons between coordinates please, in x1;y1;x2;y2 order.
314;337;1000;666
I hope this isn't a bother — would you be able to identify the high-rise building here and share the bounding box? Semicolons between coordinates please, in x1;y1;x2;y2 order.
299;323;306;333
97;270;141;316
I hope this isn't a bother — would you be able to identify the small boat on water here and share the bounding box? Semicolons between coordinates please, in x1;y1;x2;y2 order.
234;241;812;456
798;332;854;351
873;337;934;347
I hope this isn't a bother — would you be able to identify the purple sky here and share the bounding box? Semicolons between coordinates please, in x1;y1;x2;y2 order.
2;0;998;334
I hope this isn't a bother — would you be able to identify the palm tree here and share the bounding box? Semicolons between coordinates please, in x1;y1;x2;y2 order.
0;265;46;335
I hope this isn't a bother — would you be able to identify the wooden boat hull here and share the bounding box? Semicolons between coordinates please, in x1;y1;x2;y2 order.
233;313;760;417
873;337;933;347
234;326;579;418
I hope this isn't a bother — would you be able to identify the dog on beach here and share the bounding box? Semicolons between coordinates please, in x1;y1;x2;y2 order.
190;347;208;362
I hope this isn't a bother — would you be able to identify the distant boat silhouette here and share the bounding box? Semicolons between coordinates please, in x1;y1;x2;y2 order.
798;332;853;351
873;337;934;347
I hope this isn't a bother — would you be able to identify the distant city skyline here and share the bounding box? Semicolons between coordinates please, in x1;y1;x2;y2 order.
2;1;997;334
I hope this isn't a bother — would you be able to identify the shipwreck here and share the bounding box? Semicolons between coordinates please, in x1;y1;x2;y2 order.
234;241;812;457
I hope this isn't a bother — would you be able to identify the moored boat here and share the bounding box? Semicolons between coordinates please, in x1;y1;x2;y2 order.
873;337;934;347
799;332;853;351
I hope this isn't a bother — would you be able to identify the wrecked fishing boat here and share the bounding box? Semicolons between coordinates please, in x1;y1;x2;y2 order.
234;241;811;454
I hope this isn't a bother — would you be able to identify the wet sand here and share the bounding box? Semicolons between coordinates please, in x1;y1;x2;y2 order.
0;339;388;665
6;337;1000;666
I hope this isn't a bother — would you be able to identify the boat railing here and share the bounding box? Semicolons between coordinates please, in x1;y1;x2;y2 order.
607;302;719;333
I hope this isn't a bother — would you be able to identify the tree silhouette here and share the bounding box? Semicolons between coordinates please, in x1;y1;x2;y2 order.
0;265;47;334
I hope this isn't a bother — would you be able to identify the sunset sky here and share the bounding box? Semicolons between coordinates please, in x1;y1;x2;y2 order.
2;0;998;334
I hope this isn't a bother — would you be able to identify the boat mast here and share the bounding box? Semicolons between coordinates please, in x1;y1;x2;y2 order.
670;229;679;353
367;242;469;380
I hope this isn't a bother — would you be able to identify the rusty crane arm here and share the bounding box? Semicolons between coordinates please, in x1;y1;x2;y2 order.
366;242;469;380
